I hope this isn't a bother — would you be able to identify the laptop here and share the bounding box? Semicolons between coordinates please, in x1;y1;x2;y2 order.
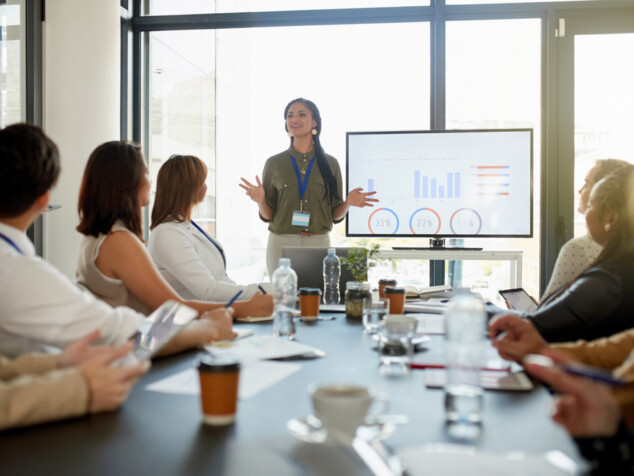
281;246;366;303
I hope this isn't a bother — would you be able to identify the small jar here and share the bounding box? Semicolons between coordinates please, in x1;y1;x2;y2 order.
378;278;398;299
384;286;406;314
345;281;371;319
298;287;322;321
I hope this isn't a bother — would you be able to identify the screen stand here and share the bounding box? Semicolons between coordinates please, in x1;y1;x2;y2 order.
430;238;445;248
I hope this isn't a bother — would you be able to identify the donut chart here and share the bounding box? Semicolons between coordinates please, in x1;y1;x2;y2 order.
449;208;482;234
368;208;399;234
409;208;441;234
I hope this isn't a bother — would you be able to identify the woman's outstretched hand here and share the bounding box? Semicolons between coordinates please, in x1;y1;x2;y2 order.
345;187;378;208
239;176;265;204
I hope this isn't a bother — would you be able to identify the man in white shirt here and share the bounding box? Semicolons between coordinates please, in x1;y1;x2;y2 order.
0;123;144;357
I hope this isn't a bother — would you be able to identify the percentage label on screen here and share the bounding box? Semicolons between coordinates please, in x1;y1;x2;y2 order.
449;208;482;234
368;208;399;234
409;208;441;234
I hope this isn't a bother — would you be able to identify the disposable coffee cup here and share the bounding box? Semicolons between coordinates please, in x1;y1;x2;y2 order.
378;279;397;299
299;287;321;321
196;354;240;425
384;286;406;314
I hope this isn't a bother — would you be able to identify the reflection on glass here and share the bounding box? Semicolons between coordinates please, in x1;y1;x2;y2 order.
149;23;430;282
573;34;634;237
0;2;24;127
446;19;541;301
147;0;428;15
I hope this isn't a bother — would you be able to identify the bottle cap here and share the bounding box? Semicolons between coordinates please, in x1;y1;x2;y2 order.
327;248;336;255
278;257;291;267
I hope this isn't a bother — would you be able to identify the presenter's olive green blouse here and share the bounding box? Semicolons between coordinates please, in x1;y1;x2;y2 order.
260;147;344;235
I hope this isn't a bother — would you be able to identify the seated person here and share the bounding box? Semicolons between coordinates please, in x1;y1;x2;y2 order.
75;141;273;319
489;167;634;343
489;314;634;427
1;330;147;431
542;158;631;301
524;349;634;475
0;123;233;358
148;154;269;302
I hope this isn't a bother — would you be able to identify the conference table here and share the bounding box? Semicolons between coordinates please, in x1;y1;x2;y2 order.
0;313;583;475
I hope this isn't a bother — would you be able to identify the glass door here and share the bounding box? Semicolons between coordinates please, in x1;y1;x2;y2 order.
557;11;634;242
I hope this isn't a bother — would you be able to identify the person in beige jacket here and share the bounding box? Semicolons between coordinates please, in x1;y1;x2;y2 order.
0;329;148;431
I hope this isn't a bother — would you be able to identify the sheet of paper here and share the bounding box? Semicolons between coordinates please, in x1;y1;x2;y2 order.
205;335;324;361
409;313;445;334
144;360;301;400
398;445;578;475
404;302;447;314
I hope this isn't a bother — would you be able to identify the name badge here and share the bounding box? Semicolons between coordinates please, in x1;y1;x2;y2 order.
292;210;311;227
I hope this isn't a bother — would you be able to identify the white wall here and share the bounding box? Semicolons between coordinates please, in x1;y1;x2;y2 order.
42;0;120;277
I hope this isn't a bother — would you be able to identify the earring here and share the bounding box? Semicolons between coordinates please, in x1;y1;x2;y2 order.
288;131;293;138
312;128;317;136
604;223;611;232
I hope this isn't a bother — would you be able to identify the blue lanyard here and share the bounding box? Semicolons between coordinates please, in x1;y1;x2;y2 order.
191;221;226;269
290;155;316;202
0;233;23;255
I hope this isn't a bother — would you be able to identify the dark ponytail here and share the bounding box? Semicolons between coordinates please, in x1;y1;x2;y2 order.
284;98;341;204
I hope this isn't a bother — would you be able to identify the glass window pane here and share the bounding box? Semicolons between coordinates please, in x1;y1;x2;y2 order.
148;30;217;233
446;19;541;301
0;2;25;127
448;0;589;4
148;23;430;282
147;1;428;15
573;33;634;238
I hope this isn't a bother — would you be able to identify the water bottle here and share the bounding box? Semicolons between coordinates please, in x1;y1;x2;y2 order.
443;289;486;425
323;248;341;305
272;258;298;340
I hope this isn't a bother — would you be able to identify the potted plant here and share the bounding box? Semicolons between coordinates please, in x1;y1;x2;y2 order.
340;244;380;319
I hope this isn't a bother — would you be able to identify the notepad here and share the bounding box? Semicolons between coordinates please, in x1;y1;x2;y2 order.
424;369;534;391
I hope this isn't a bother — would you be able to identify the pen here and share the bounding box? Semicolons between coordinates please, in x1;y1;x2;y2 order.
410;363;511;372
225;290;243;308
258;285;267;294
524;354;625;386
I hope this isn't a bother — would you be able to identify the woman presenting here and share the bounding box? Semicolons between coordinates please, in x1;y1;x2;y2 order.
240;97;377;276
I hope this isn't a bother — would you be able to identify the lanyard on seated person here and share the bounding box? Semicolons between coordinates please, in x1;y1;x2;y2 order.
290;154;315;212
191;221;226;269
0;233;23;255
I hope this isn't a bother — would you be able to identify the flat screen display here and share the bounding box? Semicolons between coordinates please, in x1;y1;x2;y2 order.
346;129;533;238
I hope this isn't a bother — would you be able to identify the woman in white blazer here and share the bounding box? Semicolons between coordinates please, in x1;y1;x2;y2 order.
149;155;269;302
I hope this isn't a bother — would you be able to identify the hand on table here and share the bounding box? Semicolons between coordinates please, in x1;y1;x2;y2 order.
199;307;236;341
232;292;274;318
345;188;378;208
524;349;621;438
488;314;548;362
59;329;119;368
239;176;265;204
78;341;149;413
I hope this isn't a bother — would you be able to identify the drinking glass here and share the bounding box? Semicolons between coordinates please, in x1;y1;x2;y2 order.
362;300;388;334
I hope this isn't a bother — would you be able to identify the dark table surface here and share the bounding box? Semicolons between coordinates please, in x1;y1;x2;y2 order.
0;314;582;475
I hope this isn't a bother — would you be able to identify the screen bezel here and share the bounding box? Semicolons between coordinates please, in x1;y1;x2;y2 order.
345;128;534;239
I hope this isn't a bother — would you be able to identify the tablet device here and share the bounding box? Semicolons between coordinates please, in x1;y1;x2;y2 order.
499;288;538;312
119;300;198;366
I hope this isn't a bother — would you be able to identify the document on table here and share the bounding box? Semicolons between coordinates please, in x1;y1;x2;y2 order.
408;313;445;334
398;445;580;475
145;360;301;400
205;335;325;361
404;299;448;314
